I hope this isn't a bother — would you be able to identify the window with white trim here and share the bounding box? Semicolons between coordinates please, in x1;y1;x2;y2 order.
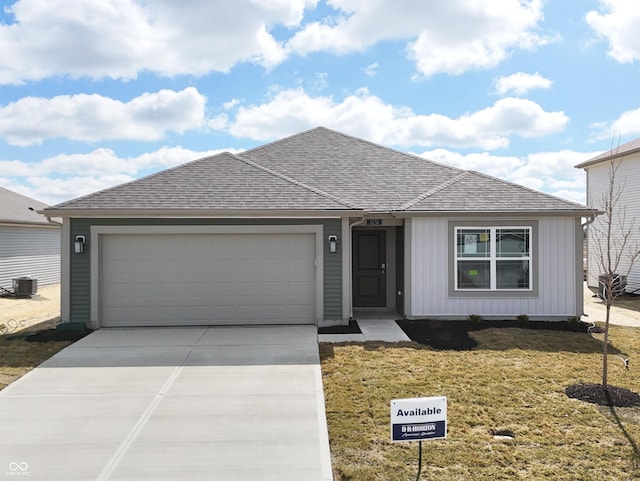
455;227;532;291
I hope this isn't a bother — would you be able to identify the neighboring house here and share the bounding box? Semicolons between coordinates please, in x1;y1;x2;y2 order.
44;127;590;329
576;137;640;294
0;186;61;291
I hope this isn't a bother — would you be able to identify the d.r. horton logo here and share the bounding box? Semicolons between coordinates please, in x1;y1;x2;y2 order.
6;462;31;477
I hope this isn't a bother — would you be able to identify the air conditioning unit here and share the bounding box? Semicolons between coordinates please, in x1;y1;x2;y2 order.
13;277;38;296
597;274;626;299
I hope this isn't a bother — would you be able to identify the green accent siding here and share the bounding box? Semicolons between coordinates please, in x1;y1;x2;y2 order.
395;224;405;317
69;218;342;324
322;220;342;321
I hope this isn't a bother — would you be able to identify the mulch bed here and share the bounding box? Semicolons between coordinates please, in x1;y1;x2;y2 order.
318;320;362;334
397;318;591;351
565;383;640;407
22;328;93;343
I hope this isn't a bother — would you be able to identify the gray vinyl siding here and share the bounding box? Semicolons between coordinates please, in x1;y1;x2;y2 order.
69;218;342;324
0;226;60;290
408;216;581;319
585;156;640;293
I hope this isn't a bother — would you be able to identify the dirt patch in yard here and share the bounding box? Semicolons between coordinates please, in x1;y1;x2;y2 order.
0;283;61;334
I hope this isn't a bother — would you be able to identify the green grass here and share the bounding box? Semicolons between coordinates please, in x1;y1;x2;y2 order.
320;325;640;480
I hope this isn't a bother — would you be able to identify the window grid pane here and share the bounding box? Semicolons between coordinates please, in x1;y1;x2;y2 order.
457;260;491;289
455;226;532;291
496;228;529;258
457;229;490;257
496;260;530;289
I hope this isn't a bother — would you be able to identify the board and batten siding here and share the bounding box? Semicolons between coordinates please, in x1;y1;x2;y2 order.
585;156;640;293
408;217;581;319
0;226;60;289
68;218;342;324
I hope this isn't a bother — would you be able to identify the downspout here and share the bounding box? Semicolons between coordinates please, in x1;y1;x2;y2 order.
348;216;366;319
581;214;597;307
581;216;596;230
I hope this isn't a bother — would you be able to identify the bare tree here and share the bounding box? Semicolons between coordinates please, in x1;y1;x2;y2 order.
589;147;640;388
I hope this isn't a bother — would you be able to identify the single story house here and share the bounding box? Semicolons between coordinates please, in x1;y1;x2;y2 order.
576;137;640;294
44;127;591;329
0;186;61;292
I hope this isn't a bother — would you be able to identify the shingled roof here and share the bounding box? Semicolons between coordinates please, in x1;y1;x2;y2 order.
0;186;55;226
49;151;358;213
46;127;589;216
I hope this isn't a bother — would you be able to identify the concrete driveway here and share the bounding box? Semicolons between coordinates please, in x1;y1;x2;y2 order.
0;326;333;481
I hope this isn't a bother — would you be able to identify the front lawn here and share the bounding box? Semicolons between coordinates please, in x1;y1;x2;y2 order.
320;324;640;480
0;336;73;390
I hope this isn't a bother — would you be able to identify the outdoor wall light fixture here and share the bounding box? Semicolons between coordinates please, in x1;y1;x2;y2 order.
74;235;86;254
328;235;338;253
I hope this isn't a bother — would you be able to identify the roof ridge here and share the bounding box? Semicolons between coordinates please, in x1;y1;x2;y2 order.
234;153;360;210
398;171;470;210
241;127;329;156
243;126;466;173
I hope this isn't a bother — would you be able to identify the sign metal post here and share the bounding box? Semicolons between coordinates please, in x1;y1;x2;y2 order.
390;396;447;480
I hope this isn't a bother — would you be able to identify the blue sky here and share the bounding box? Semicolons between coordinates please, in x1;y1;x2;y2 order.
1;0;639;206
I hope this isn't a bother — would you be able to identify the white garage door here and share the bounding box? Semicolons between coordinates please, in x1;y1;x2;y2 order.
99;233;316;327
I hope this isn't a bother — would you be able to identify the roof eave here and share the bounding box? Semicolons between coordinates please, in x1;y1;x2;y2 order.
0;220;61;228
575;147;640;169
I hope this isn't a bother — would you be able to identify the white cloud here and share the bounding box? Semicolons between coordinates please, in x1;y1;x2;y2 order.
0;159;32;176
0;1;554;82
418;149;525;178
586;0;640;64
508;150;595;192
0;0;316;83
224;87;568;150
223;99;242;111
1;145;236;204
0;88;206;145
418;148;598;204
23;175;137;206
364;62;379;76
591;107;640;140
494;72;553;95
288;0;550;77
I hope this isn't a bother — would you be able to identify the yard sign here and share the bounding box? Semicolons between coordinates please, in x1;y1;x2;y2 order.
390;396;447;442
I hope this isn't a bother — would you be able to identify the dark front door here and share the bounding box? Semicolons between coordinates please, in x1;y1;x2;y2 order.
353;230;386;307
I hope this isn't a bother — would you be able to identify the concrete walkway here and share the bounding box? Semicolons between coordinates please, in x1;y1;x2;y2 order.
582;283;640;328
0;326;333;481
318;317;410;343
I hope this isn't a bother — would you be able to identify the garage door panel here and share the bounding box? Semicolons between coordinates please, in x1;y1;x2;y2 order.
184;282;209;297
100;233;316;327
